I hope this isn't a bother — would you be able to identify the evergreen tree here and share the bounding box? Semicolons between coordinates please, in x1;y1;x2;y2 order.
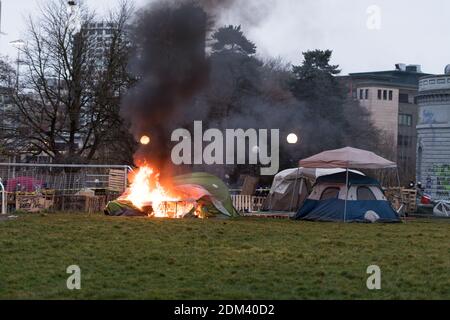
290;49;345;122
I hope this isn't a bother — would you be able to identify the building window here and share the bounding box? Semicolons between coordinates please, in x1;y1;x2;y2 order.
365;89;369;100
398;135;412;147
399;114;413;127
389;90;393;101
359;89;364;100
383;90;387;100
399;93;409;103
398;135;407;147
378;90;382;100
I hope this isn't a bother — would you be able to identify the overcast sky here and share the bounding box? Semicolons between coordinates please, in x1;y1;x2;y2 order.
0;0;449;75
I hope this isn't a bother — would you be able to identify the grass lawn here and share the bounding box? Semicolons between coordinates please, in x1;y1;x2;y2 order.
0;213;449;300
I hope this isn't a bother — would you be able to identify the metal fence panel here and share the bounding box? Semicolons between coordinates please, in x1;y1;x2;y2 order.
0;163;131;214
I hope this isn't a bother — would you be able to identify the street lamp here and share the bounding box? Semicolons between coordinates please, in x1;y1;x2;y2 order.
0;0;7;35
9;39;26;91
286;133;300;168
67;1;81;34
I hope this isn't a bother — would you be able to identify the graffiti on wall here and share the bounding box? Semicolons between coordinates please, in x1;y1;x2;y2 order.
16;195;53;213
420;107;449;125
426;164;450;198
421;110;437;125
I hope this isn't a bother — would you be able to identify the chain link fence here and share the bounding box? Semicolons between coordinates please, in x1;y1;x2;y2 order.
0;163;131;214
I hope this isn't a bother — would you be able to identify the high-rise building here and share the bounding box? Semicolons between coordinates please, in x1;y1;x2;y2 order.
0;86;14;132
340;64;430;182
0;86;15;161
416;66;450;200
84;21;124;68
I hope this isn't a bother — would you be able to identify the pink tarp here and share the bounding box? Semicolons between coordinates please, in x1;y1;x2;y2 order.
299;147;397;170
6;177;44;192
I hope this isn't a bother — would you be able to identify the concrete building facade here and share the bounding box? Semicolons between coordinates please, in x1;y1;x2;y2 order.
0;87;13;132
416;66;450;200
0;86;16;162
341;64;429;183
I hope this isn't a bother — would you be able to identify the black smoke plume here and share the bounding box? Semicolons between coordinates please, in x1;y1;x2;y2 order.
122;1;211;172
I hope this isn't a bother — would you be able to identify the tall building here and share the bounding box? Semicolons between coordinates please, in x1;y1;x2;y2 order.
0;86;15;138
0;86;16;162
0;87;13;130
416;66;450;200
85;21;124;68
341;64;430;182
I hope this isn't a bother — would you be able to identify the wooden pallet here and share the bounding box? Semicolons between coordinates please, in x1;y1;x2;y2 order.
54;195;107;213
402;189;417;213
241;212;291;219
108;169;127;192
385;188;417;213
242;176;259;196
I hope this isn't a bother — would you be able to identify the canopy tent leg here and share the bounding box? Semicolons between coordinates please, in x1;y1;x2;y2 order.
396;168;406;222
344;168;349;223
268;183;274;211
297;180;304;213
268;196;273;211
0;179;6;215
288;168;301;212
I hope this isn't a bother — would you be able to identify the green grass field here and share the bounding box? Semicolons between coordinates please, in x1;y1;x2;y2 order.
0;213;448;300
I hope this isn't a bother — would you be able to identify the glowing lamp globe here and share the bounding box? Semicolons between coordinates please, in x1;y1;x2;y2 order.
140;135;150;145
287;133;298;144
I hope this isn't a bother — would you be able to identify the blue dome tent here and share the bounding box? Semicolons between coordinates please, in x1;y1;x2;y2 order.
293;147;401;223
293;171;400;222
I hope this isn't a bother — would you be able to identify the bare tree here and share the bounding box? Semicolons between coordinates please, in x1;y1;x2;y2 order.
7;0;135;164
0;56;15;88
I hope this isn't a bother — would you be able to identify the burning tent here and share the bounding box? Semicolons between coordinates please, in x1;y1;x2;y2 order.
105;169;238;219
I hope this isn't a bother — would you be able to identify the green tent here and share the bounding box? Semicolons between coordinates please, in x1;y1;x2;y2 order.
104;200;147;217
172;172;239;218
105;172;238;218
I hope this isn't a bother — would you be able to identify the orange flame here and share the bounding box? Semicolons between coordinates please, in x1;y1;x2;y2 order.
123;164;194;218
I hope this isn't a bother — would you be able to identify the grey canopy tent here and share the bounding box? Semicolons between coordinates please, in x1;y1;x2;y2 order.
299;147;397;170
298;147;399;222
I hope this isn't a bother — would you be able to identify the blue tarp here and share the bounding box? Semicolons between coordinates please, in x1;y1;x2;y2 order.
293;198;400;223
